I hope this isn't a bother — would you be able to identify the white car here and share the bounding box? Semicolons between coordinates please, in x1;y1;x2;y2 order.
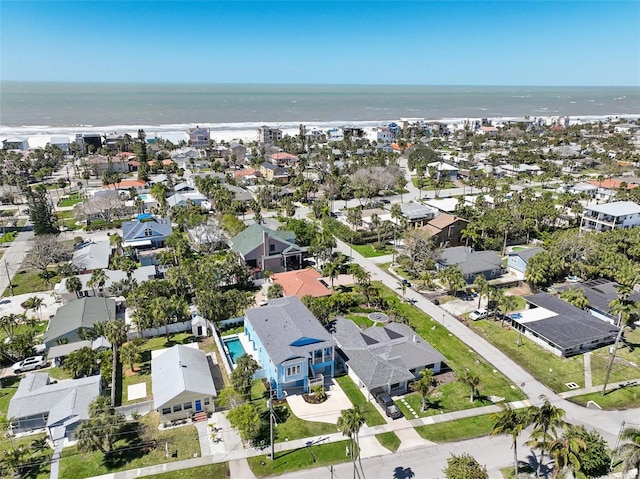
12;356;47;374
469;309;492;321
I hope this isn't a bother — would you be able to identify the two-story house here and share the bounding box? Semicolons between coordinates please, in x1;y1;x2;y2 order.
580;201;640;233
244;296;335;398
257;126;282;144
259;162;289;183
229;223;306;274
122;216;173;249
186;127;211;148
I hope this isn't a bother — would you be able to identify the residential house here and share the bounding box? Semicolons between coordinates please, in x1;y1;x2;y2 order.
501;163;543;177
332;318;446;397
556;278;640;324
421;214;468;248
233;168;262;186
79;133;103;152
509;293;619;357
257;126;282;144
224;184;254;203
244;296;336;398
507;247;544;279
122;217;173;249
72;240;112;274
88;155;130;175
49;136;70;153
376;127;393;144
54;266;157;303
437;246;503;282
580;201;640;233
8;373;101;442
342;127;366;139
327;128;344;142
186;127;211;148
586;179;638;202
103;179;148;194
423;198;460;214
260;162;289;183
269;268;332;299
399;202;438;228
151;344;217;421
229;223;306;274
167;192;208;209
2;137;29;150
42;297;116;348
228;141;247;165
426;161;458;181
268;152;299;166
48;336;111;367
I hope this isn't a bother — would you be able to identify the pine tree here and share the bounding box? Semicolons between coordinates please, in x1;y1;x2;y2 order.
26;185;58;235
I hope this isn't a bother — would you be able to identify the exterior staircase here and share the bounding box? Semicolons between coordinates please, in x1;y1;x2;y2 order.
192;411;208;423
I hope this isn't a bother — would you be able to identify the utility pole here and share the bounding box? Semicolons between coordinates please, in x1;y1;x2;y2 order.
4;260;13;296
602;311;624;396
611;421;626;469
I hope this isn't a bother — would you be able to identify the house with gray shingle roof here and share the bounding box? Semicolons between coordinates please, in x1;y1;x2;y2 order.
8;373;101;442
42;297;116;348
244;296;335;398
122;216;173;248
72;240;112;273
229;223;306;275
507;247;544;277
437;246;503;282
331;318;446;397
151;344;217;421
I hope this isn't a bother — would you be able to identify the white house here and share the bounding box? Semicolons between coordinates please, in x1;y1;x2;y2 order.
580;201;640;233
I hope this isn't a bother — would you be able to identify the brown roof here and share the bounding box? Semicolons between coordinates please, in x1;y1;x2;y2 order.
427;213;467;231
234;168;261;178
271;268;331;299
588;179;637;190
269;152;298;161
103;179;147;189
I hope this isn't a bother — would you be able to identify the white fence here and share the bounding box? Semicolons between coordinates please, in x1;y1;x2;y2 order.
127;320;192;340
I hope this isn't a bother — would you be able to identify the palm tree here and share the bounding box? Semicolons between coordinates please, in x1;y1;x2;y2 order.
499;294;519;328
88;268;107;297
410;368;436;412
323;260;341;289
120;342;141;373
527;395;566;477
349;263;370;286
23;296;44;321
439;265;465;296
559;287;589;310
457;369;481;402
336;406;366;479
473;274;489;309
490;406;531;478
105;320;129;406
548;431;586;479
0;314;19;339
615;427;640;479
66;276;83;298
266;282;284;299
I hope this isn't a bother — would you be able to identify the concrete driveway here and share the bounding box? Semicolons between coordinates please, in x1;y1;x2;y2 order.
286;380;353;424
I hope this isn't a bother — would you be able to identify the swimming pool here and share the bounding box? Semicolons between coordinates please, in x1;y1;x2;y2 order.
223;336;246;364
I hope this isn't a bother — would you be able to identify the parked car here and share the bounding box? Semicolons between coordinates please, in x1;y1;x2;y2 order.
375;393;404;419
12;356;47;374
469;309;493;321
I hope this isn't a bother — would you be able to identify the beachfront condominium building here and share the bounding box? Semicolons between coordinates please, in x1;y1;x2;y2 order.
580;201;640;233
257;126;282;144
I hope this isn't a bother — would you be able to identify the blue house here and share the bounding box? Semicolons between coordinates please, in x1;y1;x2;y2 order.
244;296;335;399
122;216;173;249
507;247;544;277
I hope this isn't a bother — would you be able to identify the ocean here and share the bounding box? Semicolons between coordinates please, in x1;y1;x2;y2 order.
1;82;639;140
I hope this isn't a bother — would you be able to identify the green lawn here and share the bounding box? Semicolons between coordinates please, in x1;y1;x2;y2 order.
415;414;496;442
568;384;640;410
334;376;386;426
469;319;585;393
48;366;74;380
0;432;51;479
345;314;377;329
3;268;61;297
0;321;47;344
376;283;524;411
0;375;21;417
248;440;354;478
59;413;201;479
59;197;84;207
144;464;229;478
351;243;394;258
121;334;195;404
375;432;401;452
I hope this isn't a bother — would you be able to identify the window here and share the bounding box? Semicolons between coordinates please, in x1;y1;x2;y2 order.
144;227;153;237
162;408;171;415
286;365;301;377
172;404;182;413
204;398;210;406
390;383;400;390
183;402;193;410
269;244;275;253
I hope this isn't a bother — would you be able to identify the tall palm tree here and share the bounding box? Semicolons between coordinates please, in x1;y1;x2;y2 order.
410;368;436;412
120;342;141;373
336;406;366;479
66;276;83;298
457;369;481;402
615;427;640;479
527;396;566;477
548;432;586;479
473;274;489;309
499;294;519;328
490;406;531;478
88;268;107;298
0;314;19;339
104;320;129;406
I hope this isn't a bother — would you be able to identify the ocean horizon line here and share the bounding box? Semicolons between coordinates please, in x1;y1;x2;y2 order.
2;80;639;89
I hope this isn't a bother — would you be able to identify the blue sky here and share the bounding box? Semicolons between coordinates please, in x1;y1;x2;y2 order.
1;1;639;86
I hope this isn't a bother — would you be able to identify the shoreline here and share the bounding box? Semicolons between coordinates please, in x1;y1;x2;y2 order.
2;114;640;148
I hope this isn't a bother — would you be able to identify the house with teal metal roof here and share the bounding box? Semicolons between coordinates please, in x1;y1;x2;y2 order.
228;223;306;275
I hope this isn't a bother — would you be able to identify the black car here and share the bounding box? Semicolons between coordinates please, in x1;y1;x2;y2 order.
375;393;404;419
